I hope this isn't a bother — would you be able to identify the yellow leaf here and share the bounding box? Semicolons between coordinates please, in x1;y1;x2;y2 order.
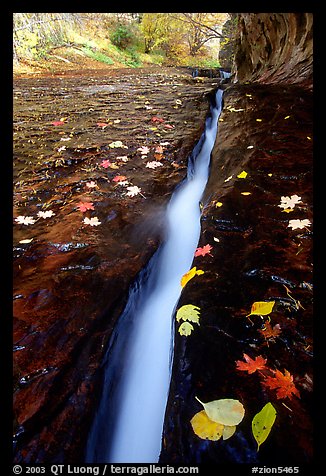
237;170;248;179
191;410;224;441
195;397;245;426
181;267;204;288
222;425;237;440
247;301;275;317
284;115;290;119
282;208;294;213
176;304;200;324
256;118;262;122
252;402;277;451
307;136;311;140
241;192;251;196
178;321;194;336
216;201;223;207
268;173;273;177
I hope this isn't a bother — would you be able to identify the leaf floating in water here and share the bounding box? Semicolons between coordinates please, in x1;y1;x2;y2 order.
236;353;267;374
176;304;200;324
83;217;101;227
247;301;275;317
252;402;277;450
15;216;36;226
76;202;95;212
195;244;213;257
181;267;204;288
288;219;311;230
191;410;224;441
262;369;300;400
178;321;194;336
195;397;245;426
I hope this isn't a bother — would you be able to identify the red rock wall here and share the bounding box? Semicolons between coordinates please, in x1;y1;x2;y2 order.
234;13;313;88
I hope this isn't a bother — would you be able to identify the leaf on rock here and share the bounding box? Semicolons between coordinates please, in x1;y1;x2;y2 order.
126;185;142;197
109;140;128;149
241;192;251;195
77;202;95;212
247;301;275;317
52;120;65;126
191;410;224;441
222;425;237;440
278;195;302;210
262;369;300;400
176;304;200;324
288;219;311;230
137;146;150;155
86;181;98;188
96;122;109;128
259;321;281;340
83;217;101;227
15;216;36;225
181;267;204;288
163;124;174;129
252;402;277;451
237;170;248;179
112;175;127;182
195;397;245;426
100;159;111;168
155;145;164;154
178;321;194;336
146;161;163;169
195;244;213;257
37;210;55;219
151;116;165;123
236;353;267;374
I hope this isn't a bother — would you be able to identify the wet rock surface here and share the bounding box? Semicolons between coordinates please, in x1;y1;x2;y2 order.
161;84;313;464
13;67;313;465
13;67;220;463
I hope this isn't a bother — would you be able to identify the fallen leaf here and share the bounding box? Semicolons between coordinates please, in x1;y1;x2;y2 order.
282;208;294;213
100;159;111;168
259;321;282;339
227;107;245;112
137;146;150;155
176;304;200;324
247;145;254;149
284;115;290;119
181;267;204;288
237;170;248;179
195;244;213;257
163;123;174;129
126;185;142;197
146;161;163;169
109;140;128;149
256;118;263;122
195;397;245;426
96;122;109;128
288;219;311;230
109;163;120;169
222;425;237;440
86;181;97;188
15;216;36;225
151;116;164;123
37;210;55;219
116;155;129;162
83;217;101;227
112;175;127;182
191;410;224;441
278;195;302;209
241;192;251;195
155;145;164;154
252;402;277;450
213;237;220;242
216;201;223;207
77;202;95;212
247;301;275;317
224;175;233;182
262;369;300;399
178;321;194;336
236;353;267;374
52;120;65;126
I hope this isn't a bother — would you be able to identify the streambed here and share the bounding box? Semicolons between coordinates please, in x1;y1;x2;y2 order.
13;68;313;465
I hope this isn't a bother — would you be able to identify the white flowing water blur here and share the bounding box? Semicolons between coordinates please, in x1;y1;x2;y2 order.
86;88;224;463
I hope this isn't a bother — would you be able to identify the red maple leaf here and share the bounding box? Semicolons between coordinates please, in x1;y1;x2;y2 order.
100;159;111;168
235;353;267;374
195;244;213;257
96;122;109;128
77;202;95;212
163;123;174;129
52;120;65;126
262;369;300;399
112;175;127;182
259;320;282;340
151;116;165;123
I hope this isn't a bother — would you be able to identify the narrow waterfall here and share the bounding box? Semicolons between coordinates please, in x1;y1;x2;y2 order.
85;88;224;463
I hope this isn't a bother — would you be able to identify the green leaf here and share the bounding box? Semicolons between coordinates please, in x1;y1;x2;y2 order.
252;402;277;451
178;322;194;336
176;304;200;324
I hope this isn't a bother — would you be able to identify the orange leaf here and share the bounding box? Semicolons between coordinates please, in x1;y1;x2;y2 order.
236;353;267;374
262;369;300;400
259;321;281;339
195;244;213;257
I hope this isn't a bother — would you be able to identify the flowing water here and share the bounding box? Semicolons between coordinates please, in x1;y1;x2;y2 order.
85;88;224;463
